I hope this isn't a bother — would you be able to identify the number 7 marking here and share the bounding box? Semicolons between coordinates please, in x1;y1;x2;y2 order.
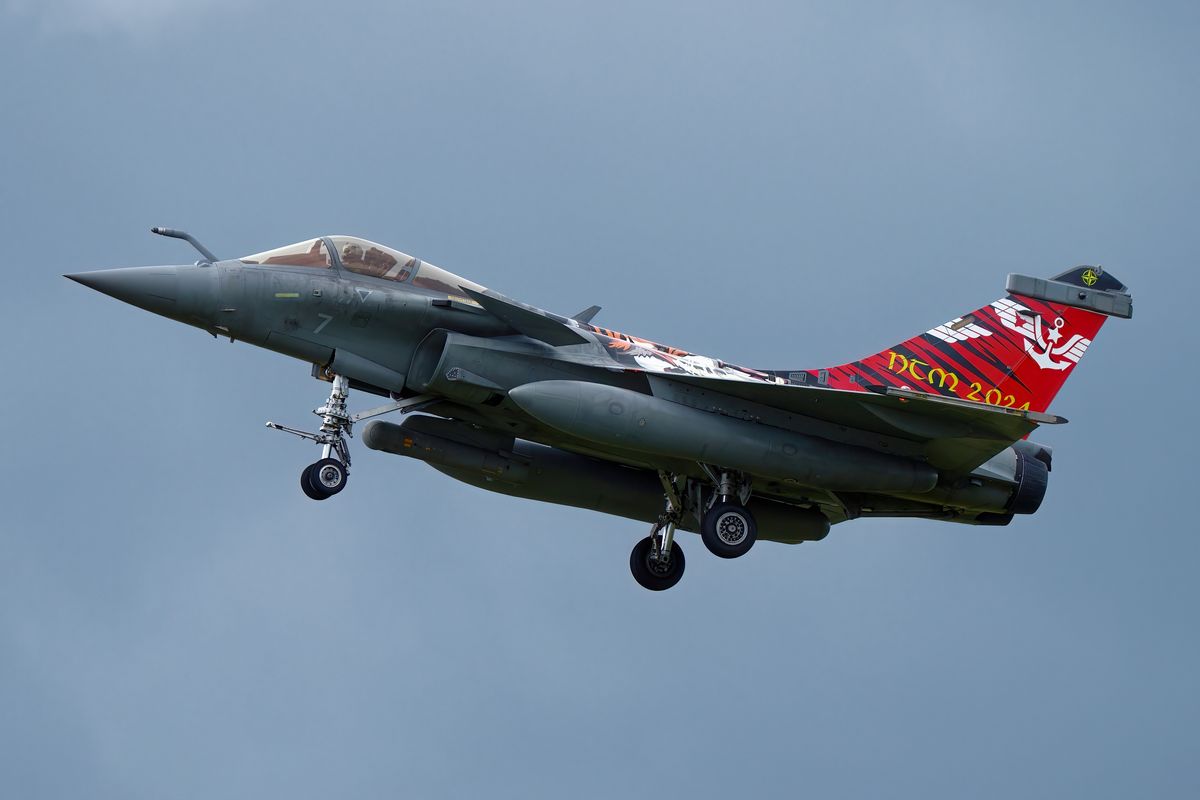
314;314;333;334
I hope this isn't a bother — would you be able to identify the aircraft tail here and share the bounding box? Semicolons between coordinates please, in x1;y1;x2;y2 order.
808;266;1132;412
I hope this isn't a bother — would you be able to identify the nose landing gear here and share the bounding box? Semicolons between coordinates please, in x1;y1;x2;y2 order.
268;373;435;501
268;374;353;501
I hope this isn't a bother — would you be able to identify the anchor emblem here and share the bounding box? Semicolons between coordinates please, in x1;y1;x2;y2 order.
991;298;1092;371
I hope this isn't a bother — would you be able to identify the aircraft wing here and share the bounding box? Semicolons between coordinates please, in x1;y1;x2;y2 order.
645;373;1062;474
461;287;590;346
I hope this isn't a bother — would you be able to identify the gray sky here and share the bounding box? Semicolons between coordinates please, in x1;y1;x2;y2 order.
2;1;1196;797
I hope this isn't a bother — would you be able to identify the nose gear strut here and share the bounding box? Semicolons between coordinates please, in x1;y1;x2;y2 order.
267;374;353;500
266;375;437;500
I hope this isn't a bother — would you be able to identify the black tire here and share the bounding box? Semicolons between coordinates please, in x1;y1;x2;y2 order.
701;502;757;559
309;458;348;497
629;536;685;591
300;463;326;501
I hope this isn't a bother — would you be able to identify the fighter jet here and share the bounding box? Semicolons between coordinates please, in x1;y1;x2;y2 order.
66;229;1133;590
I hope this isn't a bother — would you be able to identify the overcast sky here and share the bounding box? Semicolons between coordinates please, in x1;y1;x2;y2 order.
2;1;1196;797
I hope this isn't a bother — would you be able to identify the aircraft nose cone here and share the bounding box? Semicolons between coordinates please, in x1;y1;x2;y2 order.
66;265;181;319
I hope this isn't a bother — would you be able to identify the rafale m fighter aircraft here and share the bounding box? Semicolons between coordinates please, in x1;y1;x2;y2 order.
66;229;1132;590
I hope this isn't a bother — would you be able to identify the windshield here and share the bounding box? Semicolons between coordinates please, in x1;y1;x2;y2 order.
240;238;331;268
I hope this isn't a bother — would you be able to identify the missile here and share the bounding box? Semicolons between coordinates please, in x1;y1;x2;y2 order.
508;380;938;494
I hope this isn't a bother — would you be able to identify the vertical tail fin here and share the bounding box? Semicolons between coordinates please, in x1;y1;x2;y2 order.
809;266;1132;412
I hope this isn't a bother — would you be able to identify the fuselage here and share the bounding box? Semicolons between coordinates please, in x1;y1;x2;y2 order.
65;233;1133;589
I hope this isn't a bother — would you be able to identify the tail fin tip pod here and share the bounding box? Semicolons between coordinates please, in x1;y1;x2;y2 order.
812;265;1131;413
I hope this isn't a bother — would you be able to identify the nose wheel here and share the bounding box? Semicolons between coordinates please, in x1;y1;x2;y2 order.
301;457;349;501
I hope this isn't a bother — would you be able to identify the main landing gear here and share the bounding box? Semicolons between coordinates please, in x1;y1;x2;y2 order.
700;470;757;559
629;473;688;591
268;375;353;501
629;469;758;591
701;502;757;558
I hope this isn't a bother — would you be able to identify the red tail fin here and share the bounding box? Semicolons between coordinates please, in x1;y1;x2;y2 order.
805;266;1132;412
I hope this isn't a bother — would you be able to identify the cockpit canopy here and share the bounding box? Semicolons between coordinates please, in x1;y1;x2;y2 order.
241;238;331;268
240;236;484;295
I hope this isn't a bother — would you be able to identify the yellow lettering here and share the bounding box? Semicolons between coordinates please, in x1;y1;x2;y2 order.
927;368;959;391
887;351;907;373
906;359;928;381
